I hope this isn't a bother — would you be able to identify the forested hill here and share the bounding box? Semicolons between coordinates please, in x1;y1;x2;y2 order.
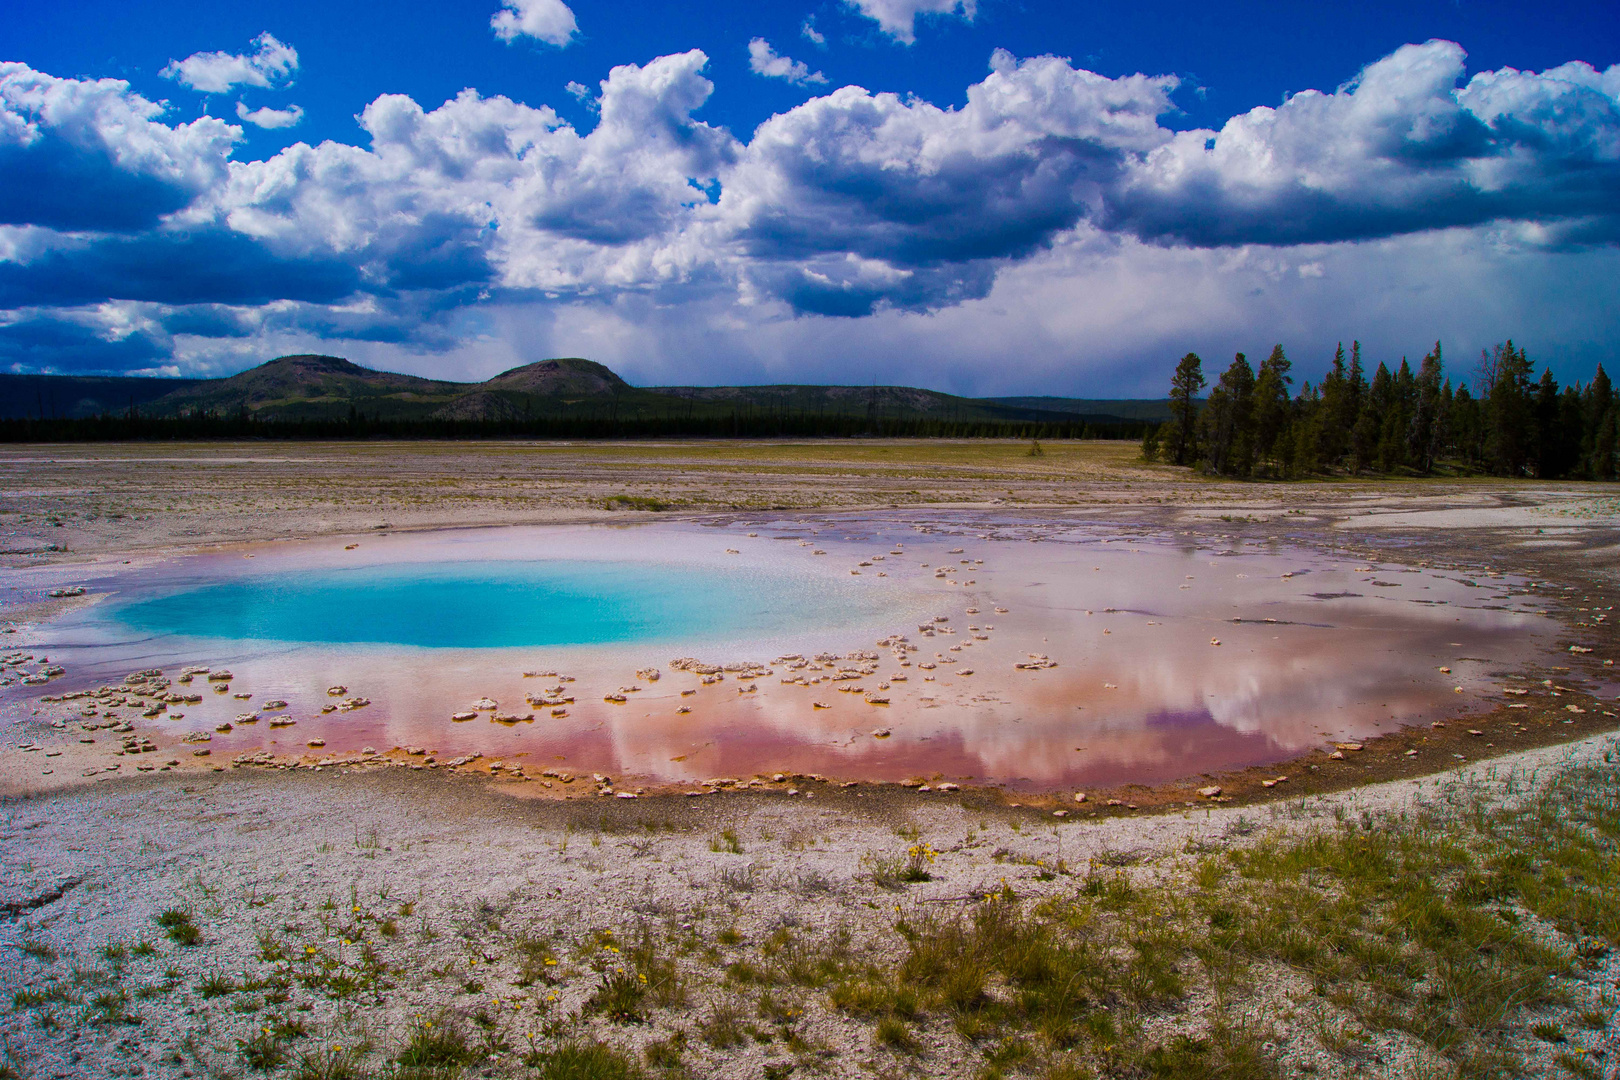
0;355;1164;428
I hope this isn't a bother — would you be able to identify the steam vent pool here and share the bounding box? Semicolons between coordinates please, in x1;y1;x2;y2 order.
13;515;1567;791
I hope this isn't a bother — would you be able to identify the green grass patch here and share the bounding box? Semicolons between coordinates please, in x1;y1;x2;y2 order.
699;1000;747;1048
604;495;670;512
18;940;55;962
874;1016;921;1054
524;1041;645;1079
643;1031;685;1068
155;907;200;947
238;1029;288;1071
397;1013;479;1067
289;1047;369;1080
13;984;73;1009
196;971;239;998
586;969;647;1023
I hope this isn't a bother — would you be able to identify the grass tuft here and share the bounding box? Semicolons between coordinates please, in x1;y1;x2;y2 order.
525;1041;646;1079
643;1031;685;1068
290;1047;371;1080
19;940;56;962
699;1000;747;1048
196;971;238;998
874;1016;921;1054
155;907;201;947
587;970;648;1023
397;1013;478;1067
238;1029;288;1071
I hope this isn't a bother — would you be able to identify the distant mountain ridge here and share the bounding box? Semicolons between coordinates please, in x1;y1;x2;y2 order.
0;355;1172;425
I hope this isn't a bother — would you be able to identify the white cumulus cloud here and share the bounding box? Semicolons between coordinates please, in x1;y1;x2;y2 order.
802;18;826;47
213;50;735;297
845;0;975;44
236;102;304;129
161;33;298;95
747;39;827;86
1105;40;1620;247
491;0;578;47
0;62;239;231
3;42;1619;381
720;48;1178;312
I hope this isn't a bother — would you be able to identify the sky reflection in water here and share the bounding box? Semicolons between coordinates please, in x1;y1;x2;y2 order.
29;517;1559;789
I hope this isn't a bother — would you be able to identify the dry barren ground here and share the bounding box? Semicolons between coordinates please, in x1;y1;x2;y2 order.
1;438;1607;559
3;440;1620;1080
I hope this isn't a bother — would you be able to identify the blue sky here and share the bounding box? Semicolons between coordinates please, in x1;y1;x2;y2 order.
2;0;1618;394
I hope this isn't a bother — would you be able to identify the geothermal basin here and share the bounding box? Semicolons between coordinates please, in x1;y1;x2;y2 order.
3;514;1563;793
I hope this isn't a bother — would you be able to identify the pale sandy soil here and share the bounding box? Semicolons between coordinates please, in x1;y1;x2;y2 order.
1;440;1612;560
2;441;1619;1079
5;733;1620;1080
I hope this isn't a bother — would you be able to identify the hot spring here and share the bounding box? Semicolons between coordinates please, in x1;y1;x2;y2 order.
12;515;1567;790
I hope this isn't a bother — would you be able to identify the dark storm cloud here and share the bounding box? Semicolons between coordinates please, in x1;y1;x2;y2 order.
0;314;168;373
0;230;361;308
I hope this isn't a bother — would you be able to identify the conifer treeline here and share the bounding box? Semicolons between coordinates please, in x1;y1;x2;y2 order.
0;408;1152;444
1143;341;1619;479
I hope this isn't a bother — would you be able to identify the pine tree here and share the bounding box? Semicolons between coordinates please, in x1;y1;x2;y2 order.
1480;341;1534;476
1165;352;1206;466
1438;378;1456;465
1376;359;1416;471
1582;365;1616;479
1452;383;1483;468
1351;360;1389;473
1555;383;1584;479
1532;369;1562;478
1291;380;1320;473
1251;344;1293;473
1594;408;1619;481
1347;342;1367;425
1197;354;1256;476
1316;343;1349;468
1410;343;1444;473
1140;422;1163;463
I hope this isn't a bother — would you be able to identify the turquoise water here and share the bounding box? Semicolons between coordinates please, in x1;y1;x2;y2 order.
111;560;860;649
